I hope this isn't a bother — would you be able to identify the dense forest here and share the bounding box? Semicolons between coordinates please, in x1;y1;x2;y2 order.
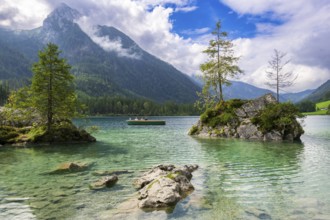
0;79;199;116
79;96;199;116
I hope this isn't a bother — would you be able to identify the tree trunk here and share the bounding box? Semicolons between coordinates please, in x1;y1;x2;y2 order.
276;61;279;102
47;69;53;134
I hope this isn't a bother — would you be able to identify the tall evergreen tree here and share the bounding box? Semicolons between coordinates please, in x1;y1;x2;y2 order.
200;20;242;105
31;43;77;133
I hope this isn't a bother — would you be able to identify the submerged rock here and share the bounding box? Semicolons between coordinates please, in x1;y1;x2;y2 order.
48;162;90;174
134;164;198;209
245;208;272;220
92;170;133;176
89;175;118;190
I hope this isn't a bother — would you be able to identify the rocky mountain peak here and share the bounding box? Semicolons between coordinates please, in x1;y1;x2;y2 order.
43;3;81;28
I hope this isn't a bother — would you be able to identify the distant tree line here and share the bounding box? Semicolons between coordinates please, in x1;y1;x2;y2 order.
0;78;31;106
1;80;199;116
0;81;10;106
295;100;315;112
79;96;199;116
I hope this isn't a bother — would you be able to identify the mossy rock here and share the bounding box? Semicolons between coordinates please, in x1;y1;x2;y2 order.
0;126;20;144
188;125;199;135
31;120;96;143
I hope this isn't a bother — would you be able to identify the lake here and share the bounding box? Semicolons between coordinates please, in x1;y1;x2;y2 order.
0;116;329;219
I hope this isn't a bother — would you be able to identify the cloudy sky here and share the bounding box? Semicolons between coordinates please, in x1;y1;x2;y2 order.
1;0;329;93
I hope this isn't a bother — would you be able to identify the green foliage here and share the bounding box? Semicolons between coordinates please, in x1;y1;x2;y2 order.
252;102;304;135
316;100;330;110
303;80;330;102
0;81;10;106
199;20;243;103
327;104;330;115
31;43;78;131
295;100;315;112
199;99;246;128
26;125;47;142
200;108;214;123
0;126;19;144
188;125;199;135
79;95;199;116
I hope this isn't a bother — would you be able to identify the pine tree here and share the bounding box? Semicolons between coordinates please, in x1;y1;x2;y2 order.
31;43;77;133
200;20;242;105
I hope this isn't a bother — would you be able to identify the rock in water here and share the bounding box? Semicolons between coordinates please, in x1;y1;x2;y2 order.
189;93;304;141
48;162;90;174
134;164;198;209
90;175;118;190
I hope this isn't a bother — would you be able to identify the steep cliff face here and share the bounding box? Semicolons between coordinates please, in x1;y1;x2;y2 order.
189;94;304;141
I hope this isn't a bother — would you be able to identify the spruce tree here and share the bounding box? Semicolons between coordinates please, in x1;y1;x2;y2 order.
31;43;77;133
200;20;242;104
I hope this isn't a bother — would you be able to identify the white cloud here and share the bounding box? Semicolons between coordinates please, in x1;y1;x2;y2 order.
175;6;198;12
0;0;50;29
222;0;330;92
67;0;205;74
181;27;210;35
77;17;141;59
1;0;329;93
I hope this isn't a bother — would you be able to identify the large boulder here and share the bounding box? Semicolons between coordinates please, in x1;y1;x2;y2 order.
189;94;304;141
239;94;277;117
134;164;198;209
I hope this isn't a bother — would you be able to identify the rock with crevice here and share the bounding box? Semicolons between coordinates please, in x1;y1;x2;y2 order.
134;164;198;209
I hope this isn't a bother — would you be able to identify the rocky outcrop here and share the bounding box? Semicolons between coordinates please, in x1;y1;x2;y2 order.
189;94;304;141
89;175;118;190
134;164;198;209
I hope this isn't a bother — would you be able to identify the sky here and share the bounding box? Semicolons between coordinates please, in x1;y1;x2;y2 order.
0;0;330;93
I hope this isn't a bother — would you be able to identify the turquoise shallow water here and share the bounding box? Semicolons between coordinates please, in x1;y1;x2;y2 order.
0;116;329;219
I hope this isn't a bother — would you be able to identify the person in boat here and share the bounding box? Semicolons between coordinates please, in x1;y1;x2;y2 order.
134;117;138;120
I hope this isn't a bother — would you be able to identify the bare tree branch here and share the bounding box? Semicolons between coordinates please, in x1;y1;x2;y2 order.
265;49;298;102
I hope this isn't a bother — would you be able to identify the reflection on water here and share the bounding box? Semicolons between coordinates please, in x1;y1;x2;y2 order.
0;116;329;219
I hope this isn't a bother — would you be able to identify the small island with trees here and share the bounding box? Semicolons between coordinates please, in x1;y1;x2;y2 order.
0;43;95;146
189;21;304;141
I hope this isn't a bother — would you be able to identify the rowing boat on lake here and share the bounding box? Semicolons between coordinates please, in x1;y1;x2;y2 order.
126;119;166;125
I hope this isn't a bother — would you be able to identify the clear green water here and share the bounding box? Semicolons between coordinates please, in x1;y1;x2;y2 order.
0;116;329;219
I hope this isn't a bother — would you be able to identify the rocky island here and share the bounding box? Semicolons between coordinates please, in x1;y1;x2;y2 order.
189;94;304;141
0;43;96;146
0;107;95;146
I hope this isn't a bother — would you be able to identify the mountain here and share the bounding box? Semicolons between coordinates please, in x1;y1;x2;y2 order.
303;80;330;102
190;75;273;99
223;81;274;100
0;3;200;103
281;89;315;103
190;75;316;102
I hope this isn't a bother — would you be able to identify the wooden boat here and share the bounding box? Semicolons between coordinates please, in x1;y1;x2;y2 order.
127;119;166;125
